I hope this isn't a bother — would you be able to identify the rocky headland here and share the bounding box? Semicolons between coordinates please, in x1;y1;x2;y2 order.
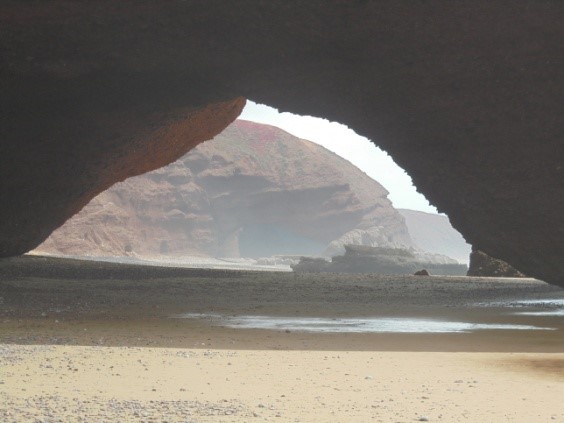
36;120;414;261
292;245;468;276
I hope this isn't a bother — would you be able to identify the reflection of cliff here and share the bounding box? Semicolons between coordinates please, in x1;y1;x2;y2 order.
36;120;413;258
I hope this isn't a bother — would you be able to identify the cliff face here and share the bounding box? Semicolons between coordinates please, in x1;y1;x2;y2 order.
2;2;563;285
0;87;244;258
36;120;412;258
398;209;472;264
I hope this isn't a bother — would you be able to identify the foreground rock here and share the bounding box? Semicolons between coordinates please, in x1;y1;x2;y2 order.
36;120;412;259
467;249;526;278
292;245;468;276
1;3;563;285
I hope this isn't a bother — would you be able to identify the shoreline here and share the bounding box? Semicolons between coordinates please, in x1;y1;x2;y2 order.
1;255;563;422
2;255;563;353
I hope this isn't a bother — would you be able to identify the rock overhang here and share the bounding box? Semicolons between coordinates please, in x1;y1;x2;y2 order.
0;1;563;285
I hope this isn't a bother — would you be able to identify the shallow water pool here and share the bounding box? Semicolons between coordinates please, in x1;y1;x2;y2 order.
172;313;556;334
477;298;564;317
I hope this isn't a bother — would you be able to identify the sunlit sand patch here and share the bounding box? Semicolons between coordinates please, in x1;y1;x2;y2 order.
173;313;556;333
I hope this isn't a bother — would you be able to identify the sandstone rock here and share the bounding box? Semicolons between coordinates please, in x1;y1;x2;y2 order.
289;257;331;274
292;245;467;276
35;120;413;259
467;249;526;278
1;2;563;285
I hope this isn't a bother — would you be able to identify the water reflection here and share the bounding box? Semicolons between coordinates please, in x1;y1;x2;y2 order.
477;299;564;317
173;313;555;334
516;310;564;316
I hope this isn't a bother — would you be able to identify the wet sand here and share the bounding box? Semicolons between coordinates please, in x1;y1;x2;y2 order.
1;255;563;422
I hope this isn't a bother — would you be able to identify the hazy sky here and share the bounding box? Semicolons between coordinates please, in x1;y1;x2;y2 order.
240;101;439;214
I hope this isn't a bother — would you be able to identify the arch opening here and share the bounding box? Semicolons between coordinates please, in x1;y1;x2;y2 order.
238;101;472;265
0;0;562;285
34;100;471;274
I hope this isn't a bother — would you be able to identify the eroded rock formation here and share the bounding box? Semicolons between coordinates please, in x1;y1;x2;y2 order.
1;2;563;284
467;249;526;278
292;245;468;276
0;95;245;257
36;120;412;258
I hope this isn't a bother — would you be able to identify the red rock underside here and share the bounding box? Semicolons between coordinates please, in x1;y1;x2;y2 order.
0;2;563;285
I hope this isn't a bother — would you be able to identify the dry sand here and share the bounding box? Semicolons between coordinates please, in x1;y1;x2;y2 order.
1;256;563;422
2;345;563;422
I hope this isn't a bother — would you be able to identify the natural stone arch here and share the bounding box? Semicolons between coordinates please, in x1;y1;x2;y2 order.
0;2;563;285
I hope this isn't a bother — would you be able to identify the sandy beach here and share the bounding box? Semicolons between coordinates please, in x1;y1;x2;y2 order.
1;256;563;422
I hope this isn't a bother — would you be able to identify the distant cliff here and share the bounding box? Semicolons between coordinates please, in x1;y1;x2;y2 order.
398;209;471;264
292;245;468;276
36;120;413;259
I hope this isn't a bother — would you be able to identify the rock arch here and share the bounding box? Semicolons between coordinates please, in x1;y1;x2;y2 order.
1;2;563;285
